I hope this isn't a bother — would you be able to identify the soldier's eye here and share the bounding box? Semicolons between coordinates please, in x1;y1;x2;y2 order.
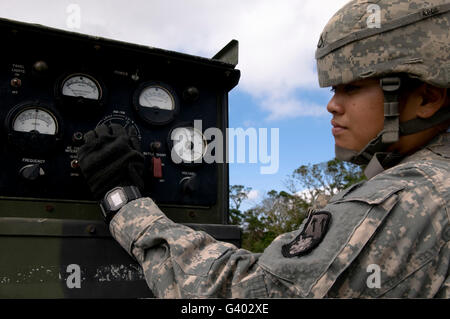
343;85;360;93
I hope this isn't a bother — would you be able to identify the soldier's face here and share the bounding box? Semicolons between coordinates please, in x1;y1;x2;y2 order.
327;79;385;152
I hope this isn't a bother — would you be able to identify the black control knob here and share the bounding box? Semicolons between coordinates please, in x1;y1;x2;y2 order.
180;175;197;194
19;164;45;181
182;86;200;102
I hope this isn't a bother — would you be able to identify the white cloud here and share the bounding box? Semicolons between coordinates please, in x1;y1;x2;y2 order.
0;0;348;120
247;189;260;201
262;96;328;122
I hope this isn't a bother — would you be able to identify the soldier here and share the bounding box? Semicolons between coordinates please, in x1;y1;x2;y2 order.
78;0;450;298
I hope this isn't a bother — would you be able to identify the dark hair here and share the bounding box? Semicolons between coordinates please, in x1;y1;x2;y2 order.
445;89;450;108
399;75;424;92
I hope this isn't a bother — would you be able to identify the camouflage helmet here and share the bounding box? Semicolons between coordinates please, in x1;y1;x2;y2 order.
316;0;450;172
316;0;450;89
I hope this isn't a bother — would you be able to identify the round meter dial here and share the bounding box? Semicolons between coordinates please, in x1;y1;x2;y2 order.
133;82;179;125
139;86;175;110
5;102;63;156
12;108;58;135
61;74;102;100
169;126;207;164
55;73;107;113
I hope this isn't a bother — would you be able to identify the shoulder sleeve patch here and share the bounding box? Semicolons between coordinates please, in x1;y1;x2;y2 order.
282;211;332;258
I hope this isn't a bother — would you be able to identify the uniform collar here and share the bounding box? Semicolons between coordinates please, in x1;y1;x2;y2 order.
424;131;450;158
399;131;450;165
364;131;450;180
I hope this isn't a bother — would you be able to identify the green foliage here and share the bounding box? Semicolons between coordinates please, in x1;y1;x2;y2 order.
240;190;307;252
230;158;365;253
228;185;252;225
286;158;365;202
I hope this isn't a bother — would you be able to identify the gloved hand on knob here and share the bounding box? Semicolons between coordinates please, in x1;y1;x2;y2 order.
77;123;145;200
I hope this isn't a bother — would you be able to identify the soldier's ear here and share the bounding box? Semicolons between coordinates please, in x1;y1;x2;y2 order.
415;84;448;119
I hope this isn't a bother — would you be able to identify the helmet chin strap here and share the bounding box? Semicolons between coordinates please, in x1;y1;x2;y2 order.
335;76;450;178
335;133;403;179
399;107;450;135
335;131;400;161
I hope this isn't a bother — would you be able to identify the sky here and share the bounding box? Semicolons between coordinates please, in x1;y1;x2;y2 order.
0;0;349;209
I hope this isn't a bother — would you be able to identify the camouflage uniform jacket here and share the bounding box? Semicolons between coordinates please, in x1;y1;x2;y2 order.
109;132;450;298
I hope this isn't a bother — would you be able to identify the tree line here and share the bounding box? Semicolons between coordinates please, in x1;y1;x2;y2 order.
229;158;366;252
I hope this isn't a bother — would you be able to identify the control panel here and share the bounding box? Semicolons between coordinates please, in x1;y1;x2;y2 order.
0;18;241;298
0;18;240;224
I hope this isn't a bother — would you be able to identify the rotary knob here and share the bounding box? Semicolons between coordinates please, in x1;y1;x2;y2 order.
19;164;45;181
180;174;197;194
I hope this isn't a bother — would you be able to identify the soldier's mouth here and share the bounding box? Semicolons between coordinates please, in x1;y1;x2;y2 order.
331;120;347;136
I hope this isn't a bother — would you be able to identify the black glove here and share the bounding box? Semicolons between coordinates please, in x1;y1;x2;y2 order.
77;123;145;200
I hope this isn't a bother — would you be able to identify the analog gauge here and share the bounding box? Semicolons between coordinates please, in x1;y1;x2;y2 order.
139;86;174;110
133;82;179;125
12;108;57;135
170;126;207;164
61;74;101;100
55;73;107;114
5;102;63;156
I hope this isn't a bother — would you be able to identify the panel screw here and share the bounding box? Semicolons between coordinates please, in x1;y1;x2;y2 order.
86;225;96;234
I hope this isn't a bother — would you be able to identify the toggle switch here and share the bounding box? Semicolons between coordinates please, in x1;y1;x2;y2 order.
10;78;22;88
152;157;163;179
